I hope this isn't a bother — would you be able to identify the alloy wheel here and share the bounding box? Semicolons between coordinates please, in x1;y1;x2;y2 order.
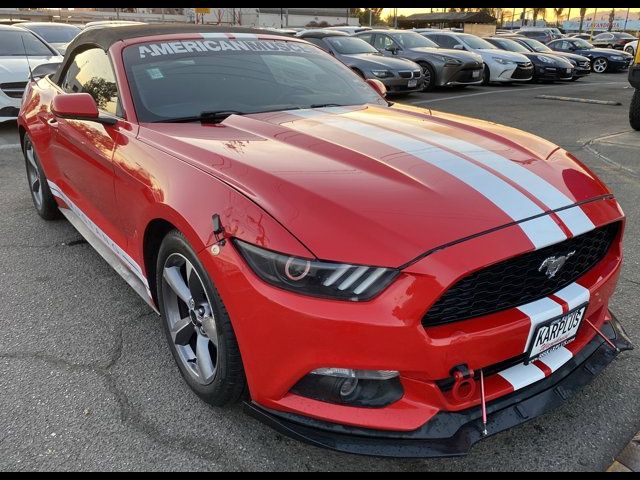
161;253;219;385
24;139;43;209
592;58;608;73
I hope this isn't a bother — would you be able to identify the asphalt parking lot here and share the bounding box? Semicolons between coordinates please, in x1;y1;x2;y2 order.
1;73;638;471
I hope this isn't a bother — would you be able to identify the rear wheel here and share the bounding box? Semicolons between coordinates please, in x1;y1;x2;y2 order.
625;46;635;56
630;89;640;131
592;57;608;73
157;230;246;406
22;135;60;220
419;62;436;91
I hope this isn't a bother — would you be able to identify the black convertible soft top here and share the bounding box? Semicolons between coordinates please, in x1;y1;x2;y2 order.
52;24;287;83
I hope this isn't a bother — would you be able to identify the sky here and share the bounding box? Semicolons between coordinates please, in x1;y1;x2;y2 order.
381;8;640;22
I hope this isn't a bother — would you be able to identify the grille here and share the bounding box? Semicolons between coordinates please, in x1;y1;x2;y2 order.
398;70;412;78
413;70;421;78
511;66;534;79
1;81;27;99
422;221;620;327
579;61;590;68
517;61;533;68
454;68;483;83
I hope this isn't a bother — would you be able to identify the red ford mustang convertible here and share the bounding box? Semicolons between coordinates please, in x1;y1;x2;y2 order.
18;25;632;457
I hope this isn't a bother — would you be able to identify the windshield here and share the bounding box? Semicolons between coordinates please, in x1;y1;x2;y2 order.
459;34;497;50
572;39;593;49
521;38;551;52
124;37;387;122
25;24;80;43
0;30;54;56
391;32;438;49
616;33;635;39
325;36;378;54
492;38;530;53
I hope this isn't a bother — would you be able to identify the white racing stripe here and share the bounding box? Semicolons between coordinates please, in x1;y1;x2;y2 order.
347;112;594;238
538;346;573;373
518;297;564;353
556;206;595;237
47;180;150;290
498;362;546;391
288;109;566;249
554;282;591;311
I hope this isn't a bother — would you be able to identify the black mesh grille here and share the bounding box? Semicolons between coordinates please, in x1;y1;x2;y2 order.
422;221;620;327
398;71;412;78
511;66;534;79
1;81;27;98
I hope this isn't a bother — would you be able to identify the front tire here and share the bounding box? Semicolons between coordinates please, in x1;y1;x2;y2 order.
156;230;246;406
592;57;608;73
419;62;436;91
22;134;60;220
630;89;640;131
482;63;491;85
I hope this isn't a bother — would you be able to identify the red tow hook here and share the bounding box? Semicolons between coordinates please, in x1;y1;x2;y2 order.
480;369;487;436
450;364;476;402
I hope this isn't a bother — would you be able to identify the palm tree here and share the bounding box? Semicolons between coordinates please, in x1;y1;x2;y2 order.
579;8;588;33
554;8;564;27
532;7;546;26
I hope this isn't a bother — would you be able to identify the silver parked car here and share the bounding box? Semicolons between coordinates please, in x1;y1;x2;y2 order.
354;29;484;91
18;22;81;55
298;30;424;94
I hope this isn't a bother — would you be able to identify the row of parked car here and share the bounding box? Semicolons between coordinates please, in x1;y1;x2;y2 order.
0;20;637;122
292;27;635;94
0;20;144;121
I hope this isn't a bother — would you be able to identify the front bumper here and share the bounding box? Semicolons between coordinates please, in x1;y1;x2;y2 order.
608;58;633;70
534;65;574;81
371;73;424;94
246;315;632;458
438;63;484;87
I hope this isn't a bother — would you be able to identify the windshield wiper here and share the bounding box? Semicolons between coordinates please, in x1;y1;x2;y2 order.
310;103;345;109
154;110;244;124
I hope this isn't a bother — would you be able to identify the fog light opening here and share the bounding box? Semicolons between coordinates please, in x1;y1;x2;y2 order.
290;368;403;408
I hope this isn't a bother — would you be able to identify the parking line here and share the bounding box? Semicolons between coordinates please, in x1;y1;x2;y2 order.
0;144;20;150
408;81;628;105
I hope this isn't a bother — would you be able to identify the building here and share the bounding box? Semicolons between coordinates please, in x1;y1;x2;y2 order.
398;11;497;36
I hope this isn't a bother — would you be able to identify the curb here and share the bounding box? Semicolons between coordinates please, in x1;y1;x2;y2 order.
607;432;640;472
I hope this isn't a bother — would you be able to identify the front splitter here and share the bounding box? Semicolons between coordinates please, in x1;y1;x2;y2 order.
244;315;633;458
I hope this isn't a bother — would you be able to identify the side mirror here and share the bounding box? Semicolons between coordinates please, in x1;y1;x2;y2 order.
453;44;464;50
385;46;399;55
31;61;62;79
366;78;387;98
51;93;116;125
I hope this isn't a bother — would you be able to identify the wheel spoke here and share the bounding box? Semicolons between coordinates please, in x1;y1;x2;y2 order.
201;315;218;348
186;262;207;305
163;265;192;304
171;317;194;346
196;333;215;382
31;177;40;193
26;148;38;171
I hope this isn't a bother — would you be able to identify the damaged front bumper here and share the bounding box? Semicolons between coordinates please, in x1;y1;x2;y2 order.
245;314;633;458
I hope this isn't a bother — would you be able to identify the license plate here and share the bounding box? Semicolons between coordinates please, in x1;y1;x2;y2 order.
526;303;587;362
408;79;417;88
472;69;480;78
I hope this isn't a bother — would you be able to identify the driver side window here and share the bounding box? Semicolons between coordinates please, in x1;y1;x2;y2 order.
374;34;395;51
61;48;121;116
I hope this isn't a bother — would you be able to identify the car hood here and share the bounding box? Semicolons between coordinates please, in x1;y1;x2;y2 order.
0;56;63;80
582;47;631;56
547;51;590;63
477;49;531;62
340;53;419;70
528;52;573;66
139;105;610;267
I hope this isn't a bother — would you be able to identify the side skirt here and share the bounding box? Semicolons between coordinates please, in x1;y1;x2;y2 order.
58;205;159;314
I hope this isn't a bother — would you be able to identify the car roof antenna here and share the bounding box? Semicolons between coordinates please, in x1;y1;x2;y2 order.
21;35;34;82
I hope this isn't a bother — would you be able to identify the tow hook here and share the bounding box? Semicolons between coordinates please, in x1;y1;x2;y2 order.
450;364;476;402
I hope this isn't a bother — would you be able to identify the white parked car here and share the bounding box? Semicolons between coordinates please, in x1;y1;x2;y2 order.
0;25;63;122
422;31;534;84
625;40;637;57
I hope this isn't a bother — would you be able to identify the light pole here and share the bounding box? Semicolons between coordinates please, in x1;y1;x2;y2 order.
624;8;630;31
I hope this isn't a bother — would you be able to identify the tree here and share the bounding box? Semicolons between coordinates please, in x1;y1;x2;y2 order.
579;8;588;33
353;8;383;26
554;8;564;27
83;77;117;110
532;7;546;26
608;8;615;31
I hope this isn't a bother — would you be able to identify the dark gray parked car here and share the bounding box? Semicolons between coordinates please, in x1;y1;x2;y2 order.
354;29;484;91
297;30;424;94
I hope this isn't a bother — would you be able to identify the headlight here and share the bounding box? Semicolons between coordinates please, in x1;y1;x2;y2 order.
537;55;555;64
492;56;515;65
611;55;623;61
233;239;399;301
371;69;394;78
439;55;462;66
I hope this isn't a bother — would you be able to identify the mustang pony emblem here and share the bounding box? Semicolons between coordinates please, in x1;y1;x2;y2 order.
539;251;576;279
